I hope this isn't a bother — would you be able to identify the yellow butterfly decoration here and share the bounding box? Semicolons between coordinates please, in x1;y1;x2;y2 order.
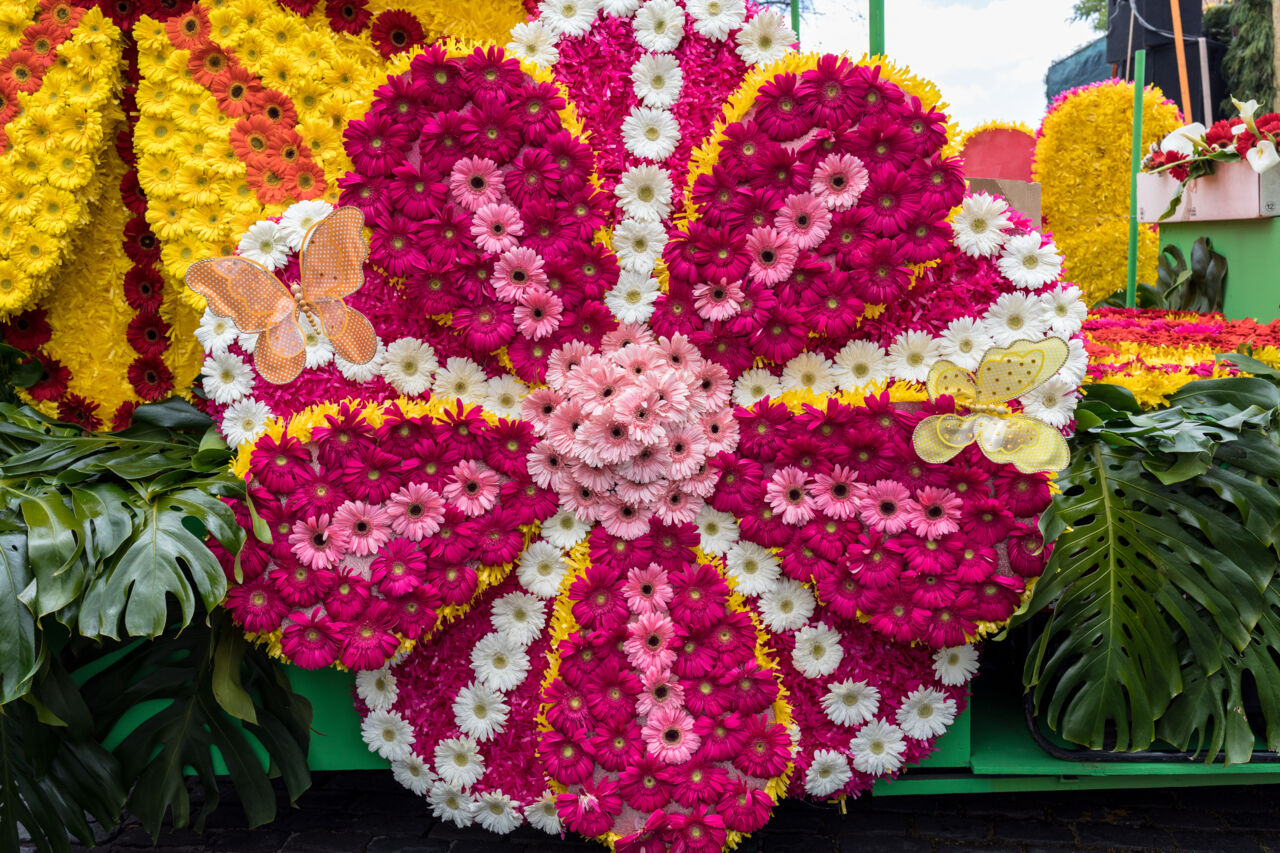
911;338;1071;475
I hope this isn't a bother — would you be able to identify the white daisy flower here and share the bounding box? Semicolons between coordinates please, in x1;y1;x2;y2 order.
632;0;684;51
236;220;289;269
686;0;745;39
732;367;784;406
896;686;957;740
471;633;531;692
933;645;980;686
201;351;254;405
631;52;683;108
277;199;333;252
758;578;815;633
492;592;547;647
984;291;1050;348
453;681;511;742
1042;284;1087;339
848;719;907;776
541;510;591;550
1058;336;1089;386
355;667;398;712
360;709;415;762
781;351;839;395
525;793;562;834
538;0;598;37
724;541;782;597
298;315;334;369
615;163;674;222
428;782;476;827
821;679;880;727
998;232;1064;290
473;790;523;834
506;20;560;67
938;316;992;371
433;356;489;405
735;9;794;66
621;106;680;161
237;331;260;354
336;339;385;383
804;748;853;798
951;192;1011;258
886;329;941;384
433;736;486;789
791;622;844;678
379;337;437;397
391;752;434;795
485;374;527;419
517;539;572;597
695;505;739;555
605;269;661;323
833;340;889;389
611;218;668;274
601;0;640;13
1019;376;1079;428
195;308;238;354
221;398;273;446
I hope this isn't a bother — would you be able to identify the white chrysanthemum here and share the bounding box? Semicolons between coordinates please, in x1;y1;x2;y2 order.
434;736;486;789
833;340;888;389
686;0;745;39
298;316;334;369
611;219;668;274
541;510;591;550
896;686;957;740
361;710;415;762
886;329;941;384
804;748;853;798
517;539;572;597
1042;284;1088;339
932;645;980;687
632;0;684;51
1019;376;1079;428
631;52;683;108
355;667;398;712
238;331;260;354
278;199;333;251
938;316;992;371
695;505;739;555
621;106;681;161
195;308;238;354
821;679;880;727
473;790;523;834
525;793;562;834
507;20;560;67
724;541;782;597
849;719;907;776
428;782;476;827
984;291;1050;348
391;752;434;795
615;163;674;222
380;337;437;396
433;356;488;404
485;374;527;419
735;9;794;66
538;0;598;37
453;680;511;741
221;398;273;446
732;367;784;407
605;269;661;323
998;232;1064;290
781;352;839;395
201;351;253;405
791;622;844;678
237;220;289;269
336;339;385;383
951;192;1012;258
1058;336;1089;386
758;578;815;632
492;592;547;647
471;633;531;692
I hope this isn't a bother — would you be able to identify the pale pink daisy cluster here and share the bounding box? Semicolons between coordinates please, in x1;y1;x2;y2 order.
522;324;739;539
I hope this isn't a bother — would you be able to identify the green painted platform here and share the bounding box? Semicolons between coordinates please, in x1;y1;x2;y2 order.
1161;218;1280;322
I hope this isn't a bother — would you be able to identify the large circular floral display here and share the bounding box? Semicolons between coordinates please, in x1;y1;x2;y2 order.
199;38;1086;852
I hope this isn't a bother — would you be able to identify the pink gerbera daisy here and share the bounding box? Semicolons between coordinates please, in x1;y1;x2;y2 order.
765;466;815;526
330;500;392;557
386;482;445;540
448;156;503;211
642;704;700;765
692;278;745;322
774;192;832;250
811;152;870;209
442;459;501;516
811;464;859;520
513;287;563;340
288;513;349;569
556;777;622;838
338;601;401;670
745;226;798;286
624;611;677;671
908;485;963;539
493;246;549;301
599;498;655;540
653;484;702;527
623;563;674;615
733;714;791;777
226;577;290;633
369;538;428;597
280;611;340;670
856;479;915;535
471;202;522;254
636;666;685;716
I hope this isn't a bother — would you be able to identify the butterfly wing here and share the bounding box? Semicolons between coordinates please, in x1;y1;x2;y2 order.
926;359;978;404
314;299;378;366
912;413;979;464
185;257;294;333
974;414;1070;474
299;206;369;301
254;315;307;385
973;338;1069;406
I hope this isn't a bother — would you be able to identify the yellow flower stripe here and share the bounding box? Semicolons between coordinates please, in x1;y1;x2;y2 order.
0;1;38;55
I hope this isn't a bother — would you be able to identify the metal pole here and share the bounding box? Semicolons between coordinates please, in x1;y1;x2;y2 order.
1127;50;1147;309
1168;0;1194;120
869;0;884;55
791;0;799;45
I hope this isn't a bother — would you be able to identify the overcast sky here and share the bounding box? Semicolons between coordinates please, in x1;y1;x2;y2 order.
800;0;1100;132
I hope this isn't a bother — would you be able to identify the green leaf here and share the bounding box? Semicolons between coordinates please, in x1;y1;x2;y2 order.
0;528;40;705
212;628;257;725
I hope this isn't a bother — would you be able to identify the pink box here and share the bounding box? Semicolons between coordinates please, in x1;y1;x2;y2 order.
1137;159;1280;222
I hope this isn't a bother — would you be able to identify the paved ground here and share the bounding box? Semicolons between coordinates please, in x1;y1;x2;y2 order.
61;774;1280;853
